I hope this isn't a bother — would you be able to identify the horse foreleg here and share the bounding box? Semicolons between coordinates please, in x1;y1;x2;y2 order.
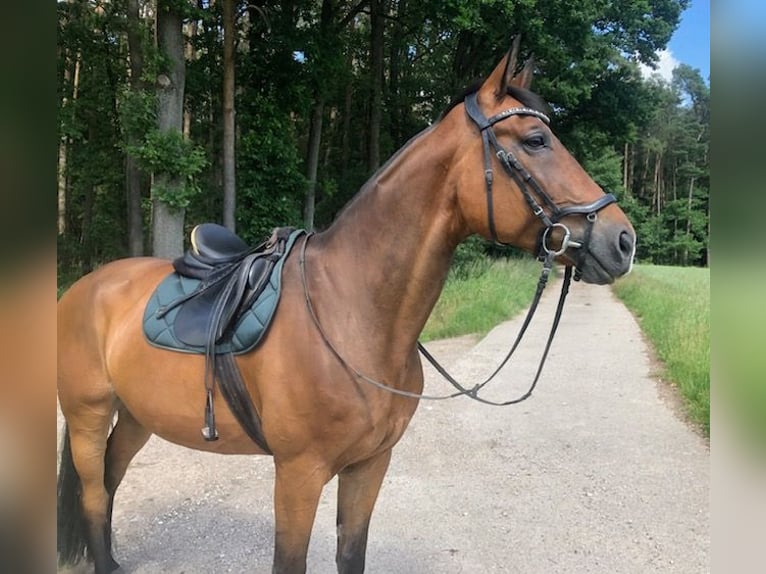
272;456;330;574
335;449;392;574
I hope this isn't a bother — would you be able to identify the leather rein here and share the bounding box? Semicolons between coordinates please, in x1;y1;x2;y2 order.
299;92;618;405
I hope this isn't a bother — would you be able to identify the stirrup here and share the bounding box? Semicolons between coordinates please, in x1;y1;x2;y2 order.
201;389;219;441
201;425;219;441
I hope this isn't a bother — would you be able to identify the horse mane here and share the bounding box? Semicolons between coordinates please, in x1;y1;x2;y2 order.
441;82;550;119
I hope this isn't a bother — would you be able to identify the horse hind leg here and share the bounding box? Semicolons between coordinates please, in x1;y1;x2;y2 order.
103;406;152;568
58;403;150;574
58;401;119;574
335;449;392;574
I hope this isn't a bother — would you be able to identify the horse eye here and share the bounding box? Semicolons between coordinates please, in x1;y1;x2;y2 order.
524;134;546;150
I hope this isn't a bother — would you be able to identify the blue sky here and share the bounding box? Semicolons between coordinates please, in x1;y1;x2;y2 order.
640;0;709;83
668;0;710;81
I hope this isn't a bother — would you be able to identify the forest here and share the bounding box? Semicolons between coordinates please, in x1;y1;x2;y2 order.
56;0;709;277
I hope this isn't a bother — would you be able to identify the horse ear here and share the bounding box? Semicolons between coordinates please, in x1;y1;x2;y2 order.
510;57;536;89
481;35;522;101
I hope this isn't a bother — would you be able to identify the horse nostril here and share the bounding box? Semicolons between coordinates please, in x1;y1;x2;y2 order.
619;231;634;257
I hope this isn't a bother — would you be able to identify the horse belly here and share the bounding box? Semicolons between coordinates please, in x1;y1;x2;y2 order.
108;340;267;455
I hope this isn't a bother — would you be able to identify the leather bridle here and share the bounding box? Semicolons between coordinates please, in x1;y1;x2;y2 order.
300;92;622;406
463;91;617;270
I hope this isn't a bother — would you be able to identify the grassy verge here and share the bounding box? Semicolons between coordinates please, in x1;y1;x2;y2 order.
612;265;710;435
421;257;540;342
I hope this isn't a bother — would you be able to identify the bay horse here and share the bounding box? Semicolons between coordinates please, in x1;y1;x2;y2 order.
57;47;635;574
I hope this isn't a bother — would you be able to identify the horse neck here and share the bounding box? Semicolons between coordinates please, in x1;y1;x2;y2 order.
310;123;467;360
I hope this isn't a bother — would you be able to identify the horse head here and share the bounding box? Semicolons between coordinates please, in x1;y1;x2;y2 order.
451;39;636;284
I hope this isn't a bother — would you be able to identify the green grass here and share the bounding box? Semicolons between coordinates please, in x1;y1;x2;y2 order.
421;257;540;342
612;265;710;435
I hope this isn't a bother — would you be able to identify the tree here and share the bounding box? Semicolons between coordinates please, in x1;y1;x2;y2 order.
303;0;334;231
57;0;128;271
623;67;709;265
301;0;368;230
222;0;236;230
124;0;151;256
152;0;188;258
57;0;707;279
367;0;384;171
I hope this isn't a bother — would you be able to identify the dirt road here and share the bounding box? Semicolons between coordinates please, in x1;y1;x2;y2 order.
59;279;709;573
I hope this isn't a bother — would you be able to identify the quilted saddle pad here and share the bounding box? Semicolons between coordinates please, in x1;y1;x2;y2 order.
142;229;303;355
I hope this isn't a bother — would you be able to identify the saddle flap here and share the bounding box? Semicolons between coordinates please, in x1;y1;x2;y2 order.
172;280;227;347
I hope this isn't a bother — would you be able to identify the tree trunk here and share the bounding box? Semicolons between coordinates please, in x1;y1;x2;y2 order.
622;142;629;192
388;0;406;146
183;19;197;138
684;176;696;265
82;125;97;271
222;0;236;231
126;0;148;256
340;67;353;177
641;150;650;201
368;0;384;171
304;99;324;230
152;0;187;258
653;153;662;216
303;0;332;230
58;51;80;236
223;0;236;231
58;141;68;235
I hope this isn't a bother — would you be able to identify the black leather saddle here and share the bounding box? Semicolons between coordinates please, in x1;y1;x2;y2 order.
166;224;293;348
156;223;297;445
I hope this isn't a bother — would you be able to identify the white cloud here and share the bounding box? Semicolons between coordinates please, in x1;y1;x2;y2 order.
638;49;680;83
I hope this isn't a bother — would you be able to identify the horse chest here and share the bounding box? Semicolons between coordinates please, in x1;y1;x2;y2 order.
342;398;417;466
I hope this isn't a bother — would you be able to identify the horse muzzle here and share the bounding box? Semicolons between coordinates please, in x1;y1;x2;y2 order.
567;219;636;285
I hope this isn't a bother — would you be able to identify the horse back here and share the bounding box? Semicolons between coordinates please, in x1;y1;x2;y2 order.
58;257;172;343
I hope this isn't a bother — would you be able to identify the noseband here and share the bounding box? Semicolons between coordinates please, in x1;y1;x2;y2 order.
463;92;616;270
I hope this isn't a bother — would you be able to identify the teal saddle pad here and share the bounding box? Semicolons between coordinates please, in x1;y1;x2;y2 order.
143;229;303;355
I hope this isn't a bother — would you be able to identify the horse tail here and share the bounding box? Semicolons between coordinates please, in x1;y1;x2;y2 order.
57;424;88;566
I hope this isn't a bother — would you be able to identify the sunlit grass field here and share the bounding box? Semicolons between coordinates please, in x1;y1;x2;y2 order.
421;257;539;341
612;265;710;435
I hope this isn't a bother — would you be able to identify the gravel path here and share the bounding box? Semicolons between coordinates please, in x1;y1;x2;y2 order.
58;280;709;573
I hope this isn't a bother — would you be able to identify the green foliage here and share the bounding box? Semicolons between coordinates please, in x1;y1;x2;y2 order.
57;0;707;277
129;130;207;209
626;67;709;265
235;94;306;243
450;236;493;279
118;87;156;140
422;257;541;341
612;265;709;435
570;129;626;194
